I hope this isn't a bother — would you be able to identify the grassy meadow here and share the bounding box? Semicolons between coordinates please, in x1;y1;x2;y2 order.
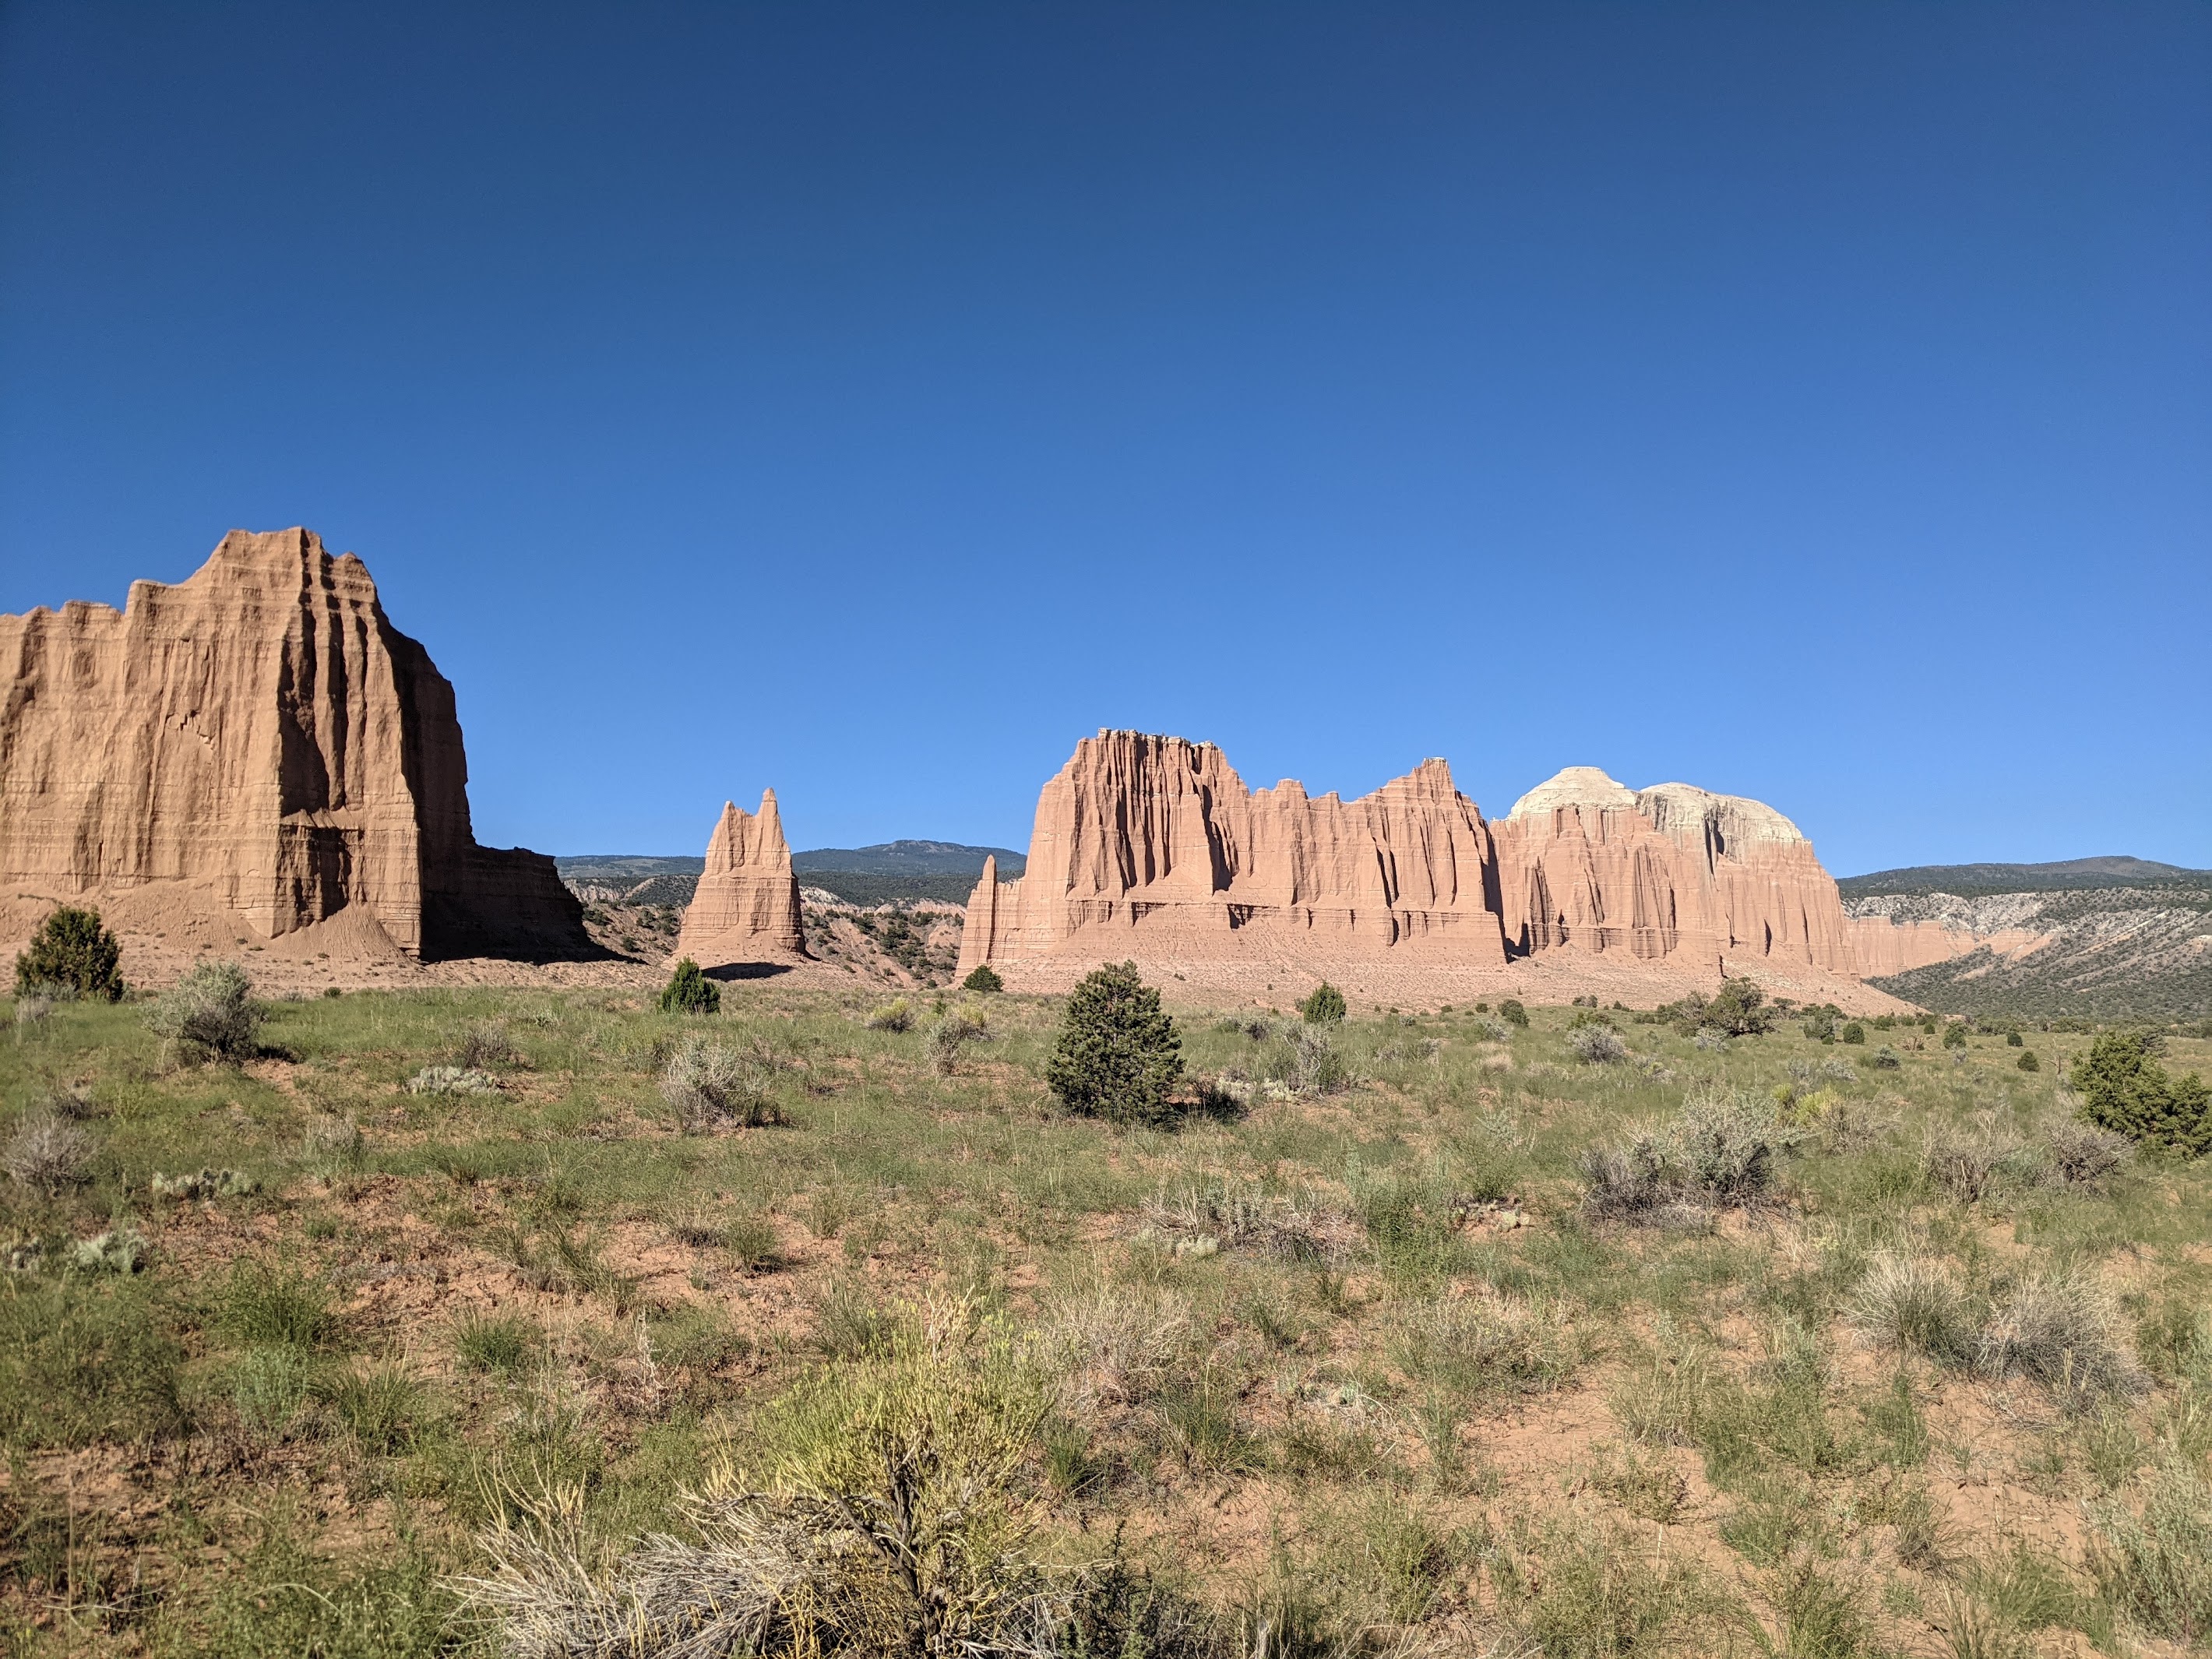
2;977;2210;1657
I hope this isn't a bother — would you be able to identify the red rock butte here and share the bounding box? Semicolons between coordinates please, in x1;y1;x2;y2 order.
958;731;1954;1009
672;791;807;970
0;529;587;965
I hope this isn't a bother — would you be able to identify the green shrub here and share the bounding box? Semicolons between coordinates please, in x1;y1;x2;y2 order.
2017;1049;2040;1073
13;905;124;1002
2071;1030;2210;1155
1299;982;1347;1025
1943;1022;1968;1051
1045;962;1183;1128
2006;1030;2024;1047
1840;1023;1865;1045
1706;977;1776;1037
214;1263;333;1351
865;998;914;1033
961;963;1004;994
1497;999;1529;1028
658;957;720;1015
145;959;262;1064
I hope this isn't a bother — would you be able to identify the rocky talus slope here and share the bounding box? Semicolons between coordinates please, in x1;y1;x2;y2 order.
0;528;586;973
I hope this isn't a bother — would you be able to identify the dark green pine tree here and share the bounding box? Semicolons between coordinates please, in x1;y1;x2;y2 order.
14;906;125;1002
1045;961;1183;1127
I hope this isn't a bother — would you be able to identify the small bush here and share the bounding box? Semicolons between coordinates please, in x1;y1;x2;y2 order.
2039;1119;2129;1189
2006;1030;2024;1047
659;1037;783;1132
1497;998;1529;1027
1567;1023;1628;1064
458;1020;521;1069
321;1360;425;1456
150;1166;258;1199
1299;982;1347;1024
1840;1022;1865;1044
961;963;1004;994
145;959;262;1064
2072;1030;2210;1155
1847;1250;1971;1360
1287;1025;1351;1097
1872;1045;1903;1070
13;905;124;1002
1581;1090;1790;1223
658;958;720;1015
1468;1016;1511;1042
2017;1048;2040;1073
232;1345;314;1435
1921;1120;2017;1206
215;1262;334;1350
3;1109;93;1194
1045;962;1183;1128
865;998;914;1033
1943;1022;1969;1050
929;1005;992;1076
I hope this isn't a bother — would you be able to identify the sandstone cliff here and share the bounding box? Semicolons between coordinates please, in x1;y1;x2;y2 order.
955;731;1508;978
961;737;1925;1007
0;528;586;961
673;792;806;968
1490;767;1859;975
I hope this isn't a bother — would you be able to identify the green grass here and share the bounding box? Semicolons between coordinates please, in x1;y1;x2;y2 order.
1;984;2207;1655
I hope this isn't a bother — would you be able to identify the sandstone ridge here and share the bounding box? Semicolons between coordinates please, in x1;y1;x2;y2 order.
672;791;808;970
0;528;587;967
959;736;1925;1009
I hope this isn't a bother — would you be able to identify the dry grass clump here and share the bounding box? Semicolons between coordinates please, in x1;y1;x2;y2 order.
659;1037;784;1132
408;1065;500;1097
3;1109;94;1193
1920;1116;2022;1206
1389;1293;1582;1404
2087;1452;2212;1645
1978;1272;2140;1406
1041;1280;1191;1407
301;1111;364;1160
1846;1249;1971;1360
1141;1179;1342;1263
145;959;262;1065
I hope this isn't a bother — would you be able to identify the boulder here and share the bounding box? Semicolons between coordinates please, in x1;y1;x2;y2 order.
0;528;586;961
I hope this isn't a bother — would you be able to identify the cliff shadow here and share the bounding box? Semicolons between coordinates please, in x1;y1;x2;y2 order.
703;961;797;982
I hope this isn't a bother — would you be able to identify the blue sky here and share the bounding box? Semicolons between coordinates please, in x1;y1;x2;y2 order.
3;2;2206;873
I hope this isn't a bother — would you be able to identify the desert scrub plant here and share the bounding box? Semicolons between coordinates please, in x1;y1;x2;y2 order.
1978;1271;2140;1406
1045;961;1183;1128
458;1295;1069;1658
320;1359;427;1455
1285;1024;1351;1097
12;904;124;1001
458;1018;522;1069
214;1262;335;1351
1040;1280;1191;1407
3;1108;93;1194
1298;981;1347;1024
659;1036;784;1131
1920;1115;2024;1206
960;963;1004;994
1566;1021;1628;1064
928;1003;992;1076
864;997;914;1033
144;957;262;1064
658;956;720;1015
1846;1249;1971;1361
2037;1118;2130;1189
1581;1089;1793;1224
1387;1293;1581;1406
1496;998;1528;1027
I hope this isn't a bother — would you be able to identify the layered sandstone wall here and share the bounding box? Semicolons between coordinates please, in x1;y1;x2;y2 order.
0;528;585;960
955;731;1508;977
1490;767;1860;975
960;738;1940;1001
673;791;806;967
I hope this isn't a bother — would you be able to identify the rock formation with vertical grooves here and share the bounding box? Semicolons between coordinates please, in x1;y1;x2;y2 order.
954;731;1509;981
0;528;587;961
961;736;1929;1006
673;791;806;968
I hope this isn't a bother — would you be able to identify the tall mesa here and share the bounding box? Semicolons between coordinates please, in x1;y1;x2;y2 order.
0;528;586;961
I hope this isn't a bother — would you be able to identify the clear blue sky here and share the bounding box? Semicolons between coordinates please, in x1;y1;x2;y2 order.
3;3;2206;874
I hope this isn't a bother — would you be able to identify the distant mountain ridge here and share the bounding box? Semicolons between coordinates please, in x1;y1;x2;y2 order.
792;840;1025;879
1842;856;2212;1021
1839;857;2212;900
